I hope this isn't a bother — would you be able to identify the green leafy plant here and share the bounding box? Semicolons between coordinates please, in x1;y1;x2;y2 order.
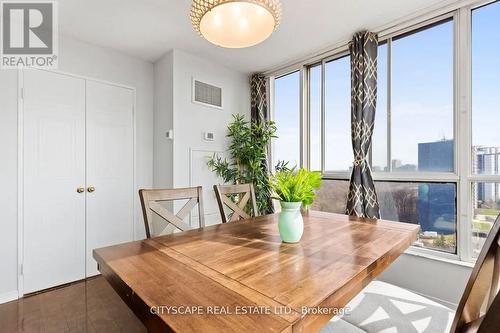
270;167;321;206
207;114;278;214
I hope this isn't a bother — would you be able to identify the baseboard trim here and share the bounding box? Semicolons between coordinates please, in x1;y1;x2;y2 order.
0;290;19;304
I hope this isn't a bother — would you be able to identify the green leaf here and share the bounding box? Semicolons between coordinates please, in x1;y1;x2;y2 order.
269;167;322;207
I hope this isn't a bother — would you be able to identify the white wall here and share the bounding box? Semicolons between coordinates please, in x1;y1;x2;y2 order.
172;49;250;186
153;52;174;189
153;49;250;226
379;253;472;308
0;36;154;302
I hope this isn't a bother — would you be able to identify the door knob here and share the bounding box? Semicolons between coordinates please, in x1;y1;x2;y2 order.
76;187;85;193
87;186;95;193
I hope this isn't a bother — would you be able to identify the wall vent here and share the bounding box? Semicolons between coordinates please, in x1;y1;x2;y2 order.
193;79;222;109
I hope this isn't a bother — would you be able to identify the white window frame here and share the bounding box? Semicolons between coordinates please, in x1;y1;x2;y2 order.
268;0;500;263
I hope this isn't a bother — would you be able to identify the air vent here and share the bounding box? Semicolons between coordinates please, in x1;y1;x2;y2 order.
193;79;222;109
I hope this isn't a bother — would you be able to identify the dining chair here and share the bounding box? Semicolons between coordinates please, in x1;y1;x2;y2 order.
451;213;500;332
321;213;500;333
213;183;259;223
139;187;205;238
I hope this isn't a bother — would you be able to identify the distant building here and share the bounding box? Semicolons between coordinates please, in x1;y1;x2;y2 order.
418;139;454;172
414;141;499;234
417;140;455;235
392;159;402;170
474;147;500;205
391;159;417;172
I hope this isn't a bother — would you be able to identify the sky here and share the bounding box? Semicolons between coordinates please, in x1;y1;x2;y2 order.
273;1;500;173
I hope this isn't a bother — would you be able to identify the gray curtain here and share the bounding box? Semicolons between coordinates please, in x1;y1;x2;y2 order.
345;31;381;219
250;73;268;122
250;73;274;214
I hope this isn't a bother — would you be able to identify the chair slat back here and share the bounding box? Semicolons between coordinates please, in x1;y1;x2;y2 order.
139;187;205;238
452;214;500;333
213;183;258;223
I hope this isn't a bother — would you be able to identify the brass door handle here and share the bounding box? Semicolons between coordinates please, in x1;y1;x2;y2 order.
87;186;95;193
76;187;85;193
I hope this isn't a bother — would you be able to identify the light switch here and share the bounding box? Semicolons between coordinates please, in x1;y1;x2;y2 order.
165;129;173;139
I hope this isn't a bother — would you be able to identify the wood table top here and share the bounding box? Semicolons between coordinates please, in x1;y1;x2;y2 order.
93;211;419;333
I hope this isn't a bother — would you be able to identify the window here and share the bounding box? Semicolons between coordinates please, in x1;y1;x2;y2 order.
273;71;301;167
379;20;455;173
311;180;349;214
271;2;500;261
377;181;457;253
309;65;322;171
324;56;352;172
472;182;500;258
372;43;388;172
372;20;456;253
470;1;500;258
472;1;500;176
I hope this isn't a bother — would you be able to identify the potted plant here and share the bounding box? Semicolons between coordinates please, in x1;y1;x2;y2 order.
270;168;321;243
207;114;279;215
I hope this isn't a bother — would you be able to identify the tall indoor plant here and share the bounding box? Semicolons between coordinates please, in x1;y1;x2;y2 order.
207;114;277;215
270;168;321;243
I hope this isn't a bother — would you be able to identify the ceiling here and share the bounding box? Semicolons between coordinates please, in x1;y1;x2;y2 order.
59;0;454;73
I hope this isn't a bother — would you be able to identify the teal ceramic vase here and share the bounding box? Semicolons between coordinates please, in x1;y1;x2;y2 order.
278;201;304;243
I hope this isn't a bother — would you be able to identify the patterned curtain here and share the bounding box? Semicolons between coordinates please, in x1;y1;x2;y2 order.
250;73;268;122
250;73;274;213
345;31;381;219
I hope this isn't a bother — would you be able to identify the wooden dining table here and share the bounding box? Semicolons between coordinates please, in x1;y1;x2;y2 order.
93;211;419;333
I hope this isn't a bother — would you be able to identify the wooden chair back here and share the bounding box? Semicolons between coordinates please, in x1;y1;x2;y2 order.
477;291;500;332
213;183;259;223
451;214;500;333
139;187;205;238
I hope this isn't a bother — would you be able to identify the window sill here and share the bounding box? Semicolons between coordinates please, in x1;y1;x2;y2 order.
404;246;475;268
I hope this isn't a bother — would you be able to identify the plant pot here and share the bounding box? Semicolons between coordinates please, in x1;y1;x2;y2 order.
278;201;304;243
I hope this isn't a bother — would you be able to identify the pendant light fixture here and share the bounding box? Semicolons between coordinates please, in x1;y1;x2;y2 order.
191;0;282;48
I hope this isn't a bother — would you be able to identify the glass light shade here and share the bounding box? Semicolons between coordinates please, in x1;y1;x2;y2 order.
191;0;281;48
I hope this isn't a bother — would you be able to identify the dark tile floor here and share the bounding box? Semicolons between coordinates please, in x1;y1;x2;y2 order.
0;277;146;333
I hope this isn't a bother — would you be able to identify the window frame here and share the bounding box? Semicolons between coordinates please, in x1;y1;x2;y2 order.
462;1;500;261
268;0;500;263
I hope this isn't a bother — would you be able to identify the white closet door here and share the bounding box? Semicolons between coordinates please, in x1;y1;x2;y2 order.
23;69;86;293
85;81;134;276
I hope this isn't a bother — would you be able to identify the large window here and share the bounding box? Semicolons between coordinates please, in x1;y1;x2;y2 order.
472;2;500;174
273;71;301;167
470;1;500;258
389;21;454;173
271;0;500;262
324;56;352;172
372;20;457;253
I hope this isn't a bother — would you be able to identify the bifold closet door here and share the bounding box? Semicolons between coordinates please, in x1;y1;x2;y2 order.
23;69;86;293
85;81;134;277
